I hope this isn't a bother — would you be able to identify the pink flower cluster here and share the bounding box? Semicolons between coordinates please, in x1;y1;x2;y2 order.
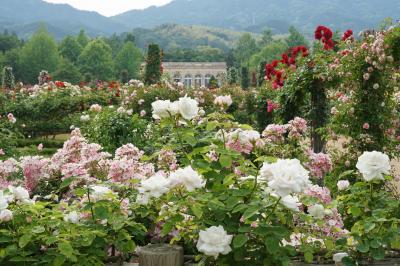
304;185;346;238
226;139;253;154
108;144;154;184
158;149;178;171
20;156;52;192
261;117;308;143
262;124;288;143
305;150;333;178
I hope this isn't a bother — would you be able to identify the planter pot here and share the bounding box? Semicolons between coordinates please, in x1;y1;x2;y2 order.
137;244;184;266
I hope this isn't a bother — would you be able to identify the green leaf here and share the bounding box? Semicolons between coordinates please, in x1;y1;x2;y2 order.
32;226;45;234
356;242;369;253
58;242;74;259
242;206;259;220
233;234;248;248
60;177;77;189
304;251;313;263
190;204;203;218
349;206;362;217
53;255;66;266
19;234;32;248
265;238;279;254
219;155;232;168
371;248;385;260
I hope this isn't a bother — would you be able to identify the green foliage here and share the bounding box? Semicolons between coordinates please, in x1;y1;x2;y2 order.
286;26;309;48
81;109;151;153
2;66;15;89
164;46;225;62
234;33;259;66
240;66;250;89
0;30;20;53
78;39;115;81
227;67;238;85
59;35;82;63
115;41;142;80
144;44;161;85
208;75;218;89
76;29;90;48
249;40;288;70
19;26;59;84
52;58;82;84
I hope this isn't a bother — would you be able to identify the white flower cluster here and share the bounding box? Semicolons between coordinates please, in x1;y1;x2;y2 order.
89;185;115;202
196;225;233;258
136;166;205;204
260;159;311;197
151;96;199;120
214;95;233;107
356;151;391;181
0;186;32;222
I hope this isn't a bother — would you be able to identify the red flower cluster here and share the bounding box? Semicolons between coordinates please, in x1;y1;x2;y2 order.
315;25;334;50
341;29;353;41
54;81;65;87
267;99;280;113
265;46;309;89
281;46;309;66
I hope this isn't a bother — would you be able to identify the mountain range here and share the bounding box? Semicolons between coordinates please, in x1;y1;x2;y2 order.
0;0;399;40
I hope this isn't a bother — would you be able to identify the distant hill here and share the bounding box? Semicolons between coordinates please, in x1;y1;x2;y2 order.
0;0;127;38
129;24;260;51
113;0;400;34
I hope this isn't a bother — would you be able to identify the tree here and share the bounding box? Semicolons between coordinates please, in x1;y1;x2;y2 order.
144;44;162;85
234;33;258;66
2;66;15;89
19;27;59;84
227;67;238;85
208;75;218;89
257;61;267;87
258;28;273;47
286;26;309;48
59;36;82;63
78;39;115;81
0;31;20;53
52;57;82;84
240;66;250;89
249;40;288;70
120;69;129;84
76;29;89;48
115;41;142;80
3;48;22;81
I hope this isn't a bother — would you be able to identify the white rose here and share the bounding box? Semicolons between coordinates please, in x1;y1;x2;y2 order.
333;252;348;263
281;195;301;212
80;114;90;122
308;204;325;219
337;180;350;191
168;101;180;116
0;191;8;210
151;100;172;119
178;96;199;120
169;166;205;192
0;209;13;222
9;186;30;202
356;151;391;181
64;211;80;224
214;95;233;107
263;159;310;197
196;225;233;259
89;185;114;202
138;173;170;199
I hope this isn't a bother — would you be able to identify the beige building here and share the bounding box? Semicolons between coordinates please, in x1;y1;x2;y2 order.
162;62;227;88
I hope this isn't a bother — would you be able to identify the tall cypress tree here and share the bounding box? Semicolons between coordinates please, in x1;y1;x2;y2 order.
2;66;15;90
144;44;162;85
240;66;250;89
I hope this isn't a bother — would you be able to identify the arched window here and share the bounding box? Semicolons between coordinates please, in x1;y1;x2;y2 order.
194;74;202;88
184;74;192;88
204;74;212;87
173;73;181;83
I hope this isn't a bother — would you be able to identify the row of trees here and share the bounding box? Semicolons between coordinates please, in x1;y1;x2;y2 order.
0;24;309;86
0;28;142;84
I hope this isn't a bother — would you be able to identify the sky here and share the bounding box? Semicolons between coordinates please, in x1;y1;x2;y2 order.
44;0;173;16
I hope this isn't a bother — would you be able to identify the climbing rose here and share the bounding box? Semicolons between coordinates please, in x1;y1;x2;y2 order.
356;151;391;181
196;225;233;258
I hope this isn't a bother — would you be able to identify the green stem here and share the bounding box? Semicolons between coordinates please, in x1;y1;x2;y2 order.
86;185;95;221
265;196;281;221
